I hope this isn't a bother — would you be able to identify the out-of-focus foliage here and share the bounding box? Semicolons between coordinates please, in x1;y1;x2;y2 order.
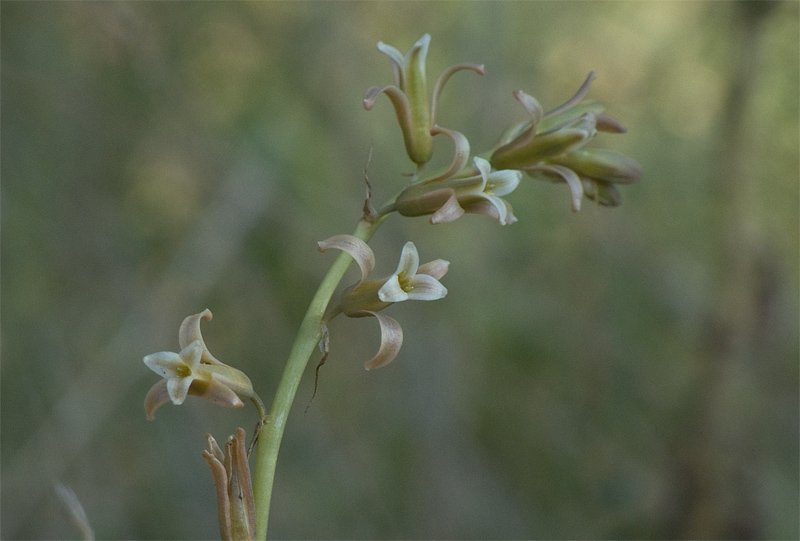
2;2;797;539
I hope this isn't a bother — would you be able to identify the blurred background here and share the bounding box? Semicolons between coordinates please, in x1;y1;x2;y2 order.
2;2;798;539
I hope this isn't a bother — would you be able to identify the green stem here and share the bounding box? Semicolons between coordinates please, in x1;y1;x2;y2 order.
251;217;383;540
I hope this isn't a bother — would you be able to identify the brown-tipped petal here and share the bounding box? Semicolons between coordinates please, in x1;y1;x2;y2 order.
429;190;466;224
144;379;171;421
595;113;628;133
543;71;596;119
318;234;376;285
431;62;485;121
417;259;450;280
529;164;585;212
357;311;404;370
423;126;470;184
178;309;223;365
189;374;246;409
202;446;233;541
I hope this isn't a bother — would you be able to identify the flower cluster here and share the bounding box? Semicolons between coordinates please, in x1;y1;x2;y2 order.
367;37;641;217
489;71;642;211
319;235;448;369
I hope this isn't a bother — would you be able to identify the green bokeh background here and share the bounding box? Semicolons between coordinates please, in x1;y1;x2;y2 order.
2;2;798;539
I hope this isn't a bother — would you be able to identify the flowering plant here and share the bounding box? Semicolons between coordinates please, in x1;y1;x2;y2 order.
141;34;640;540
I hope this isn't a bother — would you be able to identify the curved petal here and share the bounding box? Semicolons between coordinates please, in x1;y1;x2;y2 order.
472;156;492;189
528;164;585;212
514;90;544;129
179;309;223;364
377;275;408;303
376;42;406;86
356;311;404;370
429;190;465;224
492;90;543;155
543;71;596;119
422;126;471;184
431;62;485;122
405;273;448;301
144;379;171;421
417;259;450;280
395;241;420;278
318;234;375;285
466;195;510;225
463;197;518;225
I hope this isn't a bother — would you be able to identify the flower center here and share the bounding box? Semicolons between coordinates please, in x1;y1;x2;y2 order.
176;365;193;378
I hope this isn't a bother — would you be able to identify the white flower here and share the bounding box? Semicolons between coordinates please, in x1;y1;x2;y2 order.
318;236;449;369
143;310;255;420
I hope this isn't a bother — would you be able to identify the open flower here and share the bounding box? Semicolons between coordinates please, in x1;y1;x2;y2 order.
364;33;484;167
490;72;640;211
318;235;448;369
143;310;257;420
202;428;256;541
394;156;522;225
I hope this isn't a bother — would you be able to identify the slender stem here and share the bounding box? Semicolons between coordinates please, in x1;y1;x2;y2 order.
251;218;382;540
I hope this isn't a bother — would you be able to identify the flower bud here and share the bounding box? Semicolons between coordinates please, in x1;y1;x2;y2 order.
365;34;484;167
547;149;642;185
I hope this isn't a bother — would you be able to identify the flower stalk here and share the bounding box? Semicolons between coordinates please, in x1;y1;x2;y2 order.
251;218;383;539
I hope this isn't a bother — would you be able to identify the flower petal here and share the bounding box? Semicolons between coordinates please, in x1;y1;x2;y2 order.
431;62;485;123
178;310;223;365
405;273;448;301
378;275;409;303
144;379;171;421
394;241;420;278
472;156;492;189
543;71;596;119
463;196;513;225
376;42;406;86
528;164;585;212
190;374;246;409
178;340;204;371
357;311;404;370
143;351;183;379
423;126;471;184
417;259;449;280
486;169;522;197
429;190;465;224
318;235;375;285
167;374;193;405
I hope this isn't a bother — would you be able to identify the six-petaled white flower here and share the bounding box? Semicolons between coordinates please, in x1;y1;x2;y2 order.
143;310;257;420
318;235;449;369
